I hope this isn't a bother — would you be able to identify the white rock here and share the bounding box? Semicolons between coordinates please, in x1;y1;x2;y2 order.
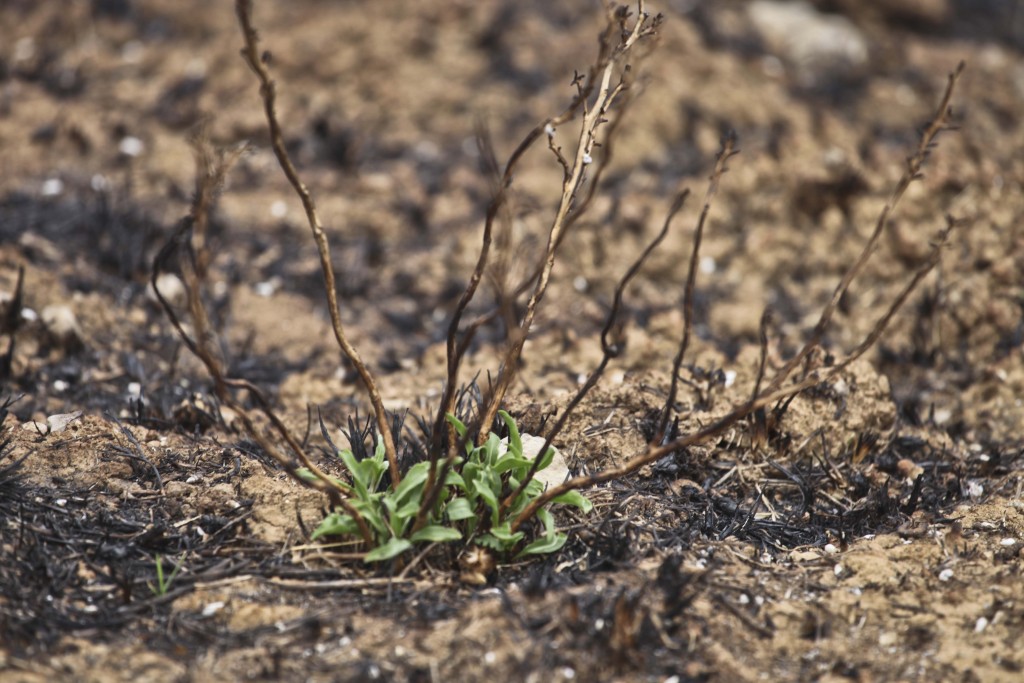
46;411;83;433
500;433;569;489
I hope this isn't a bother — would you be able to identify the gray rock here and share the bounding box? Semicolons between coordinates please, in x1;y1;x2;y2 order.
748;0;869;88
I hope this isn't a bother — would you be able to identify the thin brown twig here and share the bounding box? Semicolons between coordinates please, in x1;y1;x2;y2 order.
761;60;965;398
512;63;965;531
427;11;644;461
476;2;659;444
151;141;374;545
657;133;738;440
499;188;690;515
416;2;661;532
235;0;401;487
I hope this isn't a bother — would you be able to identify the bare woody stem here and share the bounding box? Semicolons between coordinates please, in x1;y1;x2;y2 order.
235;0;401;486
513;222;957;531
657;134;737;441
476;2;657;444
498;189;690;517
151;147;374;545
761;61;965;398
415;3;661;532
511;61;965;532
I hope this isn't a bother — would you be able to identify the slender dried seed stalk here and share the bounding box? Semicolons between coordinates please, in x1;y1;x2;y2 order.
499;188;690;516
657;134;737;441
476;3;659;443
235;0;401;486
761;61;965;398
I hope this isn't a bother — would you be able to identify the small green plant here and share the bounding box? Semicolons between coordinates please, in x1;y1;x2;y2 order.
147;554;184;597
300;411;592;562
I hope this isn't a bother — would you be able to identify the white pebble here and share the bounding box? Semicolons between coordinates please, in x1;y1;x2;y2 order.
41;178;64;197
202;601;225;617
119;136;144;157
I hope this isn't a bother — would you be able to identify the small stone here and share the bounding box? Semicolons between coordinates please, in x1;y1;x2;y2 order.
747;1;868;89
46;411;83;434
148;272;187;309
118;136;144;157
41;304;83;351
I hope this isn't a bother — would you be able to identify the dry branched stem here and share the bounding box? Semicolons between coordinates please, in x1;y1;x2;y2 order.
657;134;738;440
511;61;965;532
417;2;661;531
235;0;401;486
476;2;659;441
152;140;375;545
761;60;965;398
499;188;690;516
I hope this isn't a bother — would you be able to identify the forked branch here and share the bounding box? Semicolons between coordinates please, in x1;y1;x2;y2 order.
476;2;662;442
152;141;374;544
511;61;966;532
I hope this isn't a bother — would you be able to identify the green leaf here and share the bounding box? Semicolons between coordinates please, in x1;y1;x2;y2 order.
524;479;544;498
356;503;389;538
310;512;360;540
410;525;462;543
462;462;481;490
444;469;466;490
475;534;505;551
392;461;430;506
552;490;594;513
536;507;556;535
498;410;522;458
338;449;370;500
483;433;501;467
518;532;567;557
393;499;422;524
364;537;413;563
487;522;525;547
494;453;531;476
475;481;500;526
445;413;468;439
445;497;476;521
536;445;555;472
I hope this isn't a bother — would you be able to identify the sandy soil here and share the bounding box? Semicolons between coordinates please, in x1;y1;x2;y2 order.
2;0;1023;681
